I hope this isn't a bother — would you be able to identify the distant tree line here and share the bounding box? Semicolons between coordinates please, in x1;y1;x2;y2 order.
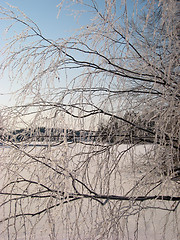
97;111;175;145
0;127;97;143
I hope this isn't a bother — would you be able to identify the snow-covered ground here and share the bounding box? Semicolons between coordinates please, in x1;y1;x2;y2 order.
0;144;179;240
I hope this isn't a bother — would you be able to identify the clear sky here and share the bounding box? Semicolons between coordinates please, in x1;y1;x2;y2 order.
0;0;135;107
0;0;89;106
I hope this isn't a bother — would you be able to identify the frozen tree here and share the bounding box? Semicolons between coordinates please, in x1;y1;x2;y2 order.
0;0;179;239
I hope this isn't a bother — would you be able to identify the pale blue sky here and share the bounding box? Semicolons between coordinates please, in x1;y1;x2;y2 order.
0;0;91;106
0;0;135;107
0;0;86;40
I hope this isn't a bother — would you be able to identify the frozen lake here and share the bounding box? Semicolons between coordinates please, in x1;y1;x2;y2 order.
0;143;179;240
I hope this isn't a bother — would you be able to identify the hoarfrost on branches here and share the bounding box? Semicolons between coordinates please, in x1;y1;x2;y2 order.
0;0;179;239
